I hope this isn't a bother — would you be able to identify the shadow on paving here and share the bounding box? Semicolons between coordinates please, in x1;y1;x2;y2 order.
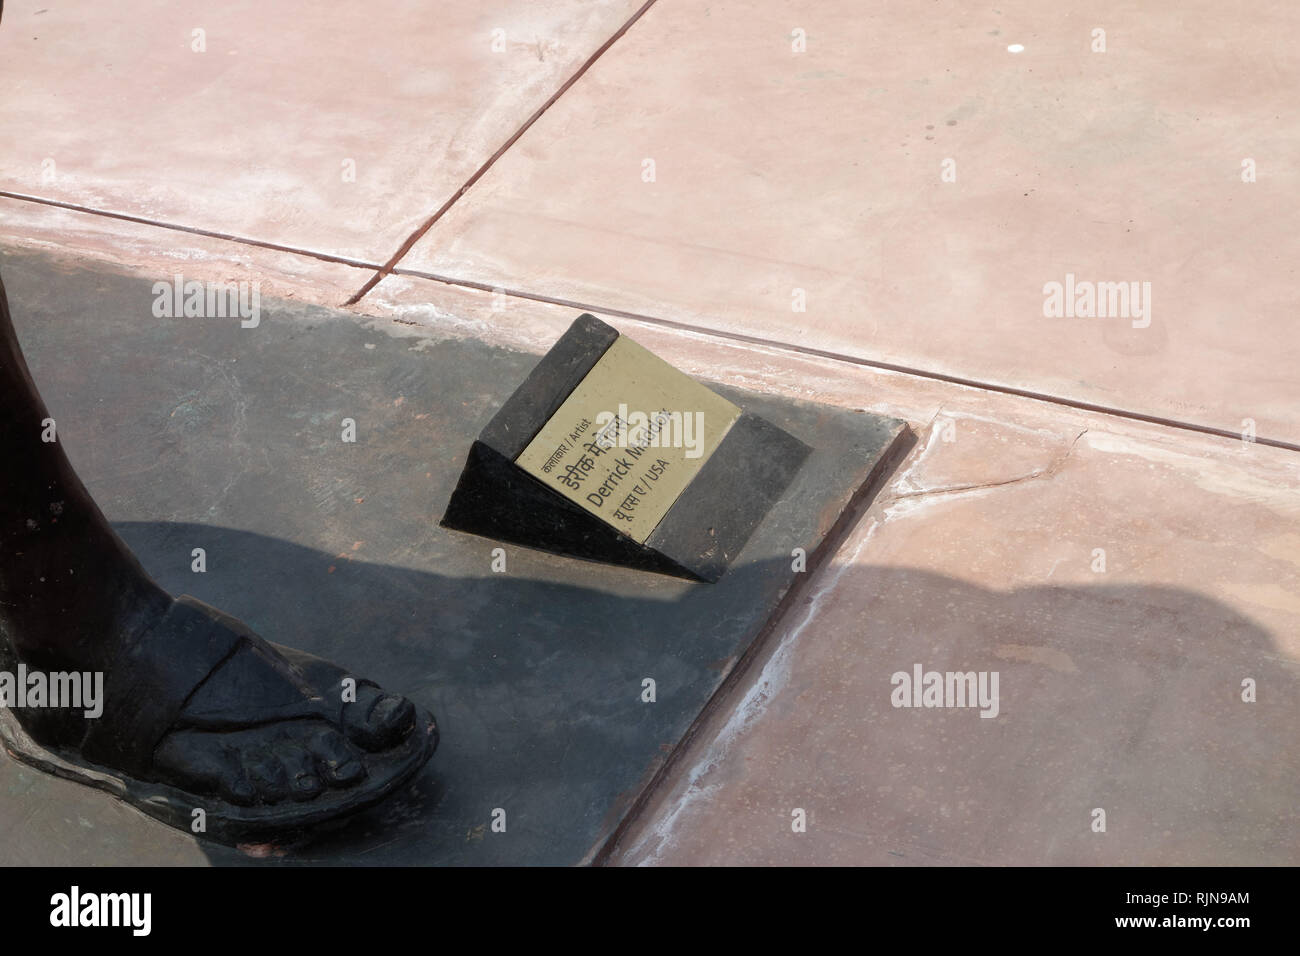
601;565;1299;867
113;524;808;866
26;528;1289;868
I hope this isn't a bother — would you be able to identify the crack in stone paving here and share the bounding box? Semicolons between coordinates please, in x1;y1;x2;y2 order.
884;428;1090;503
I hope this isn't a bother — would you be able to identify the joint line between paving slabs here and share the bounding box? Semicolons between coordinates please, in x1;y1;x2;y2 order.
342;0;662;307
385;267;1300;456
0;191;386;271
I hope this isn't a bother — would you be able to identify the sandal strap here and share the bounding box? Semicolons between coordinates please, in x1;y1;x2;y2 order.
273;644;378;724
80;596;247;778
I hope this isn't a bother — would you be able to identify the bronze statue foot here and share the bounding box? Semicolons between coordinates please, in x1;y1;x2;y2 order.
0;593;438;843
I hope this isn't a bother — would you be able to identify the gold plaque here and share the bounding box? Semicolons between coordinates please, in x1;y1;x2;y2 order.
515;335;742;543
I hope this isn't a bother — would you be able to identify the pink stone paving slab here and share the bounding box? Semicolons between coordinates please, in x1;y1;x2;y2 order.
0;0;646;264
601;406;1300;865
392;0;1300;445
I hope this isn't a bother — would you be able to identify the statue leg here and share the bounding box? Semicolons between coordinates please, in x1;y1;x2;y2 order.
0;272;437;840
0;272;173;674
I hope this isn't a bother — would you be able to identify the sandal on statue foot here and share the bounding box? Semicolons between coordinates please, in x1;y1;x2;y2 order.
0;595;438;845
